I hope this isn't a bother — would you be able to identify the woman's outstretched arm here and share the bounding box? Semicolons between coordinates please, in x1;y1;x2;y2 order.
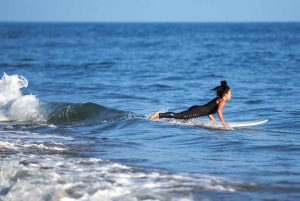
208;114;217;123
217;100;229;127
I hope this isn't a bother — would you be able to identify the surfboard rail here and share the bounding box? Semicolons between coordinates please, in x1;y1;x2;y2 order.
228;119;268;128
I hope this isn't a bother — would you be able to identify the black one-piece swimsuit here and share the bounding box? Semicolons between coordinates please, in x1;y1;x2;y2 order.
159;98;219;120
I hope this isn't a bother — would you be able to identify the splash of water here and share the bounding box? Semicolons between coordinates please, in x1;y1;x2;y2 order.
0;73;44;122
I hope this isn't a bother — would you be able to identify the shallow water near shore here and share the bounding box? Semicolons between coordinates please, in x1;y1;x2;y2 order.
1;22;300;200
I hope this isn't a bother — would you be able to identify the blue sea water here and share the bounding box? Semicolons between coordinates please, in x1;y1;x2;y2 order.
0;22;300;201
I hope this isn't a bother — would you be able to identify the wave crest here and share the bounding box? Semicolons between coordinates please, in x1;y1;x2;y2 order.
0;73;129;124
0;73;44;122
45;102;125;123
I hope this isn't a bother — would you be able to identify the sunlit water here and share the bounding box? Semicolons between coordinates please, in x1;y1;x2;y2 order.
1;22;300;201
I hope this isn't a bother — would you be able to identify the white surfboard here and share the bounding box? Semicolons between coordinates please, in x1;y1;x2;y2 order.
228;119;268;128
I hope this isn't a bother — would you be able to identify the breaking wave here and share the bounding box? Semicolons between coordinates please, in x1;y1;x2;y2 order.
0;73;132;125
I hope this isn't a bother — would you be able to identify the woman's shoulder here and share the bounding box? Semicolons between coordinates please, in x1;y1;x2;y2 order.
215;97;225;105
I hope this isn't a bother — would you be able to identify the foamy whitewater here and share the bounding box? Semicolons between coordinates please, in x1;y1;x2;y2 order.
1;23;300;200
0;73;43;122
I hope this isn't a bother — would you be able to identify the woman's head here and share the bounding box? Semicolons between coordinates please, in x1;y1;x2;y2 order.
212;80;231;99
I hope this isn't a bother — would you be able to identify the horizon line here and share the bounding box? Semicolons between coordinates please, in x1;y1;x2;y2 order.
0;20;300;24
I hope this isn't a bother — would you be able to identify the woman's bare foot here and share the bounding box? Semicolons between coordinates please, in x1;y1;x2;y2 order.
149;112;159;120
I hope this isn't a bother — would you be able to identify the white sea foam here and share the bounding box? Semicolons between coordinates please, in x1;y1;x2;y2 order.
0;152;246;201
0;73;45;122
0;73;28;103
23;143;67;151
0;141;16;149
0;127;246;201
0;140;67;151
0;130;70;153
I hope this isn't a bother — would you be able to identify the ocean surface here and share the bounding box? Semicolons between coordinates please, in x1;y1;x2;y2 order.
0;22;300;201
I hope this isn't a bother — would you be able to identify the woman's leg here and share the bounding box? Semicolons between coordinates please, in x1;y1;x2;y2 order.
149;112;160;120
149;106;205;120
149;111;179;120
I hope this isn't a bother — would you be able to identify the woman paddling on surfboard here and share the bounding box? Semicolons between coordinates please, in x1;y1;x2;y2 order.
149;80;232;127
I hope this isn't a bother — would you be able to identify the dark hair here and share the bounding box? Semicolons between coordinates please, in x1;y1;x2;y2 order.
212;80;230;97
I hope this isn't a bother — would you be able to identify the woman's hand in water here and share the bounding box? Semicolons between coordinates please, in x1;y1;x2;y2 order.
223;122;230;127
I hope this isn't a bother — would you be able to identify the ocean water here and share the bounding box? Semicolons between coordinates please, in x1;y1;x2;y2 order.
0;22;300;201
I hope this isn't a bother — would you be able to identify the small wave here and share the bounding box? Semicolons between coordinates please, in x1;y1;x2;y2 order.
246;100;262;104
83;61;116;68
44;102;127;124
0;130;70;152
0;141;16;150
0;73;130;125
23;143;67;151
0;140;67;151
19;58;35;62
